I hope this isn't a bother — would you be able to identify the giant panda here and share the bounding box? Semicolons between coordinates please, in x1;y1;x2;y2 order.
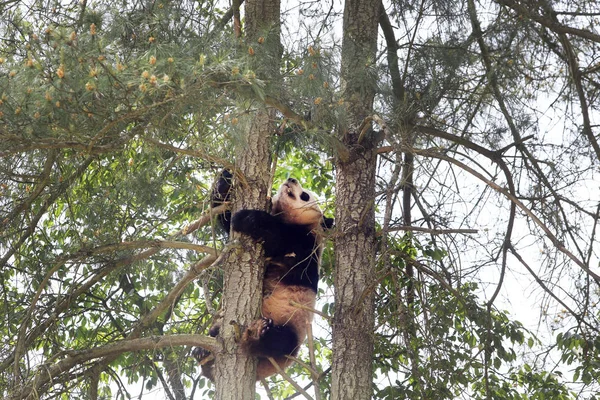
193;171;333;381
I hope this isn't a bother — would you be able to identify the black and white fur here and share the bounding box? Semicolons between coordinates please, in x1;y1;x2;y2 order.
193;171;333;380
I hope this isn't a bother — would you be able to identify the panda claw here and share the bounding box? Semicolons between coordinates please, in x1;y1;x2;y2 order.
243;317;273;343
192;347;212;365
260;317;273;337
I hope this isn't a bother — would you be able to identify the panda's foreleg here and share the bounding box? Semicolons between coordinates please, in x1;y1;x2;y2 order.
231;210;286;250
241;317;299;358
212;169;233;235
192;313;222;381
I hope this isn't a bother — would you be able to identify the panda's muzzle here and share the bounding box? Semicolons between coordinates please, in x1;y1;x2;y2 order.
281;183;296;198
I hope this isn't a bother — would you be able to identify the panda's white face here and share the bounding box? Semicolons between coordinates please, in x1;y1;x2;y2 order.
271;178;323;227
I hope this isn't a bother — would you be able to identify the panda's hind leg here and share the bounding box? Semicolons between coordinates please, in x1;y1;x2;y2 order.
191;313;222;381
241;317;299;358
192;347;215;380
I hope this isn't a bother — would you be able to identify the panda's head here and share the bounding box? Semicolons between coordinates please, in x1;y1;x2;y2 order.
271;178;324;228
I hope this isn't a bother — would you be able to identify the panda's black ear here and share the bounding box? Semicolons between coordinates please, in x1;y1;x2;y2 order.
322;217;334;230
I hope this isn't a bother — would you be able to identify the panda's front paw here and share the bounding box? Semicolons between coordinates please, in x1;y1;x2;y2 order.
258;317;273;338
192;347;213;365
243;317;273;343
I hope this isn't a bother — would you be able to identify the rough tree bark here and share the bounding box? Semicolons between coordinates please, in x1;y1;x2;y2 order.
212;0;280;398
213;113;273;400
331;0;380;399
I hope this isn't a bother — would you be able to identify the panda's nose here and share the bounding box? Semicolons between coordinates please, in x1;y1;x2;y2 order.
287;178;298;184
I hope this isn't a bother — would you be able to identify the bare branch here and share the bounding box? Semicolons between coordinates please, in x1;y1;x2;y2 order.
384;226;478;235
508;245;597;332
537;0;600;160
417;148;600;284
267;357;315;400
495;0;600;44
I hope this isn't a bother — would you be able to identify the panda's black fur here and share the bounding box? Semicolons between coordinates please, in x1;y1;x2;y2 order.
193;171;333;381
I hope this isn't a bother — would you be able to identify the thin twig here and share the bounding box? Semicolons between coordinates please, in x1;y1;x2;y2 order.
288;301;331;321
266;357;314;400
383;226;478;235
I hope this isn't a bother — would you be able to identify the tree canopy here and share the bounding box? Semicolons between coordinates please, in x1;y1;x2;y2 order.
1;0;600;399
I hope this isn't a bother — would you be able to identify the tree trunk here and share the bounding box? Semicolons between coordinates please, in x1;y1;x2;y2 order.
213;0;280;398
214;112;274;400
331;0;380;399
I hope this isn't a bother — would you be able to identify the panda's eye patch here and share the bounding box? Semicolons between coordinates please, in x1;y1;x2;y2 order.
300;192;310;202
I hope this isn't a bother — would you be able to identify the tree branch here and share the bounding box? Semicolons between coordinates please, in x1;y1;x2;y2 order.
266;357;314;400
8;334;216;400
495;0;600;44
416;148;600;284
536;0;600;160
1;205;223;377
383;225;478;235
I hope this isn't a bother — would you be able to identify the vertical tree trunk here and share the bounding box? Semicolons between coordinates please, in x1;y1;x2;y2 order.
213;0;280;398
213;113;272;400
331;1;380;399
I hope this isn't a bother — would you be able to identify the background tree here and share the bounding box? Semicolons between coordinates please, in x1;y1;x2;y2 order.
331;1;380;399
372;0;600;398
1;0;600;399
